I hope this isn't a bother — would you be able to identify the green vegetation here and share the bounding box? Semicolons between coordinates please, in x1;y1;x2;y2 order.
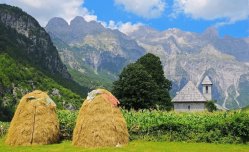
0;122;9;137
113;63;159;110
1;110;248;151
68;66;115;90
124;110;249;144
0;138;248;152
0;4;89;121
0;11;88;96
0;54;82;121
242;105;249;112
205;100;218;112
57;110;78;140
47;110;249;144
113;53;172;110
136;53;172;110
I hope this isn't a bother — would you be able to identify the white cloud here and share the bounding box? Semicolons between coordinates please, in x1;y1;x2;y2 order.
0;0;97;26
84;14;98;22
104;20;143;34
173;0;249;25
118;22;143;34
114;0;166;19
0;0;143;34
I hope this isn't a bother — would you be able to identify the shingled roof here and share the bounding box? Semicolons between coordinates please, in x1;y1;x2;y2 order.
172;81;207;102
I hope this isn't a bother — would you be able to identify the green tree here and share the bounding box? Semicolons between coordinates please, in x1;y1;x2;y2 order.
112;53;172;110
136;53;171;90
112;63;159;110
205;100;217;112
136;53;172;110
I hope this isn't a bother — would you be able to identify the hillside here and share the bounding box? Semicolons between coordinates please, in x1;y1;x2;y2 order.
0;4;87;121
0;54;82;121
45;17;145;89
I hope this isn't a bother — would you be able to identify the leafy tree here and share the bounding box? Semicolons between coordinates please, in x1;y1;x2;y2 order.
136;53;171;90
113;53;172;110
112;63;159;110
136;53;172;110
205;100;217;112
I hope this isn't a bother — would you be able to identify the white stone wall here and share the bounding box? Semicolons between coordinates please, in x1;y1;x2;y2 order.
173;102;206;112
202;84;212;101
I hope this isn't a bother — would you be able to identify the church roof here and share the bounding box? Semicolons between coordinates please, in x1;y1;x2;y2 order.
172;81;207;102
202;76;212;85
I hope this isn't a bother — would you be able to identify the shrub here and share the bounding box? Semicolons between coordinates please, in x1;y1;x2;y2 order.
205;100;217;112
1;110;249;144
0;122;10;137
57;110;78;140
123;110;249;144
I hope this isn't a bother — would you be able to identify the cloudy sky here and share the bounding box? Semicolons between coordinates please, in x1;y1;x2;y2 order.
0;0;248;37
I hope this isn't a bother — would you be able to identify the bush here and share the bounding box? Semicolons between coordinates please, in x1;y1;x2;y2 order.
123;110;249;144
0;122;10;138
57;110;78;140
205;100;217;112
1;110;248;144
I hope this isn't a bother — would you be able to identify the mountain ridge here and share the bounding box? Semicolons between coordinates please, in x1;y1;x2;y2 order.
45;17;145;89
127;25;249;109
46;16;249;109
0;4;88;121
0;4;71;79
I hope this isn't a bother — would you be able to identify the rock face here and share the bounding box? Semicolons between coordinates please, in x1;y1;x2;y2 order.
46;16;249;109
0;4;86;121
0;4;70;79
45;17;145;84
127;26;249;109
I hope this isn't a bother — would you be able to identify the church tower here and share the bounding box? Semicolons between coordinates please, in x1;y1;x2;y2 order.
202;76;212;101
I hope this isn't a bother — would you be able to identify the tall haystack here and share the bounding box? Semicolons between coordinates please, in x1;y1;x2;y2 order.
72;89;129;147
5;90;59;146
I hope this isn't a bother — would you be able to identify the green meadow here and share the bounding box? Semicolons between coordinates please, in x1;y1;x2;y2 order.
0;138;248;152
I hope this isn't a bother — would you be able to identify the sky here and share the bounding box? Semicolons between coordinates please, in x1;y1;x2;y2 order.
0;0;248;38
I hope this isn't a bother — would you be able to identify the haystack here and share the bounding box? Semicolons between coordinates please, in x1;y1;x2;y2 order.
72;89;129;147
5;90;59;146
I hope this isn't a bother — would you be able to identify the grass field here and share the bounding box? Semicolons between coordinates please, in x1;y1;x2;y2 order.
1;138;248;152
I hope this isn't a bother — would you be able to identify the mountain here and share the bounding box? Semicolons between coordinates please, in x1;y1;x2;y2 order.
0;5;70;79
45;17;145;89
0;4;87;121
127;26;249;109
46;16;249;109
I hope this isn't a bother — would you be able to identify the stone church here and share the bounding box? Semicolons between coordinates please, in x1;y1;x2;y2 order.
172;76;212;112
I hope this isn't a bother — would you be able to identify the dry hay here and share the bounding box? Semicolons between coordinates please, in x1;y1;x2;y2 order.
72;89;129;147
5;90;59;146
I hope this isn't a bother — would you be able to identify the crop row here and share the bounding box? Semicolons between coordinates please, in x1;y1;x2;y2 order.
1;110;248;144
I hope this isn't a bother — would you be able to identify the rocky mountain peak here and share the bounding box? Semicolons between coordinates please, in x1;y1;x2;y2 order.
46;16;106;44
45;14;249;109
0;4;71;79
70;16;87;26
46;17;69;29
0;4;40;38
69;16;105;33
202;27;219;40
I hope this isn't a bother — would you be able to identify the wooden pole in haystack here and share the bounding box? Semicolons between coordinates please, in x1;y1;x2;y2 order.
5;90;60;146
